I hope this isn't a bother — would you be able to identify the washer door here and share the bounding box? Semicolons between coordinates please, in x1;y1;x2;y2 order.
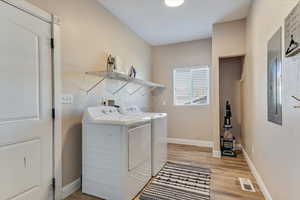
128;124;151;171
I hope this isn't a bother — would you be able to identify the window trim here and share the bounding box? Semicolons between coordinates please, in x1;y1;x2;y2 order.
173;66;210;107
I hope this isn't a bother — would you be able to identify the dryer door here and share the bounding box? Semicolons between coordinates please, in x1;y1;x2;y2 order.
128;124;151;171
152;117;168;176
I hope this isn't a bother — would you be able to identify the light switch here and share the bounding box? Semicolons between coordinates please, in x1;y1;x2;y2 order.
62;94;73;104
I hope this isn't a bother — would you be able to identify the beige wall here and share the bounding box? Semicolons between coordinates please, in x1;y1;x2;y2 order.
243;0;300;199
152;39;212;141
211;19;246;154
219;57;243;143
26;0;152;187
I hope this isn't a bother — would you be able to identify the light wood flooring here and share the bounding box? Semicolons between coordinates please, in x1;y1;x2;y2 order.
66;144;265;200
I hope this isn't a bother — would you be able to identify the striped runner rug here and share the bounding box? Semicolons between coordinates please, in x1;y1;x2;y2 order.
139;162;211;200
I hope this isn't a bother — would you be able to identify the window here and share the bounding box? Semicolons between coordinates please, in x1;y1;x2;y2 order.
173;67;210;106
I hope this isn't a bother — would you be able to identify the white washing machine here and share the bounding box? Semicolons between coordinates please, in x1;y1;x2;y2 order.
82;106;152;200
119;106;168;176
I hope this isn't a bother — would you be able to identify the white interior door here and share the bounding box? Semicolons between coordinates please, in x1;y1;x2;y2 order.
0;1;53;200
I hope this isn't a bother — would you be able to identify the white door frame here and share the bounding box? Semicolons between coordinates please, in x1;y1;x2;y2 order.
0;0;63;199
51;15;63;200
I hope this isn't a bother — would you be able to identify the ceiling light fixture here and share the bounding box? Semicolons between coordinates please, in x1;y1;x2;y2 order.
165;0;184;7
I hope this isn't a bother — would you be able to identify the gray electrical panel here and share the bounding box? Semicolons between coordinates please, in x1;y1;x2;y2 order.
267;28;282;125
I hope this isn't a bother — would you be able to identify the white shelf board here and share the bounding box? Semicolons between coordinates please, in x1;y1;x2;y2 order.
86;71;166;89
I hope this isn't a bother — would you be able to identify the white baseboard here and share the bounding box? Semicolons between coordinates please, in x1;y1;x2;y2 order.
241;147;273;200
213;150;221;158
167;138;213;148
62;178;81;199
236;143;242;150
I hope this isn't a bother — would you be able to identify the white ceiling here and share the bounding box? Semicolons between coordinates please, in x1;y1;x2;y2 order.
97;0;252;46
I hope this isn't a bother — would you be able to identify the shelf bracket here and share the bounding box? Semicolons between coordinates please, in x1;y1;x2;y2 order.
129;85;144;95
86;77;106;94
113;81;131;95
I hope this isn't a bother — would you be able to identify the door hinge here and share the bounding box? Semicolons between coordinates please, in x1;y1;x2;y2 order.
52;178;56;191
52;108;55;119
51;38;54;49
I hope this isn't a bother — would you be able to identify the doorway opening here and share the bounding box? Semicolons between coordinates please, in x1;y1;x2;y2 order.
219;56;244;155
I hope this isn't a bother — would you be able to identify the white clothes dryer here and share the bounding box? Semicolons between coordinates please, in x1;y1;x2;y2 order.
119;106;168;176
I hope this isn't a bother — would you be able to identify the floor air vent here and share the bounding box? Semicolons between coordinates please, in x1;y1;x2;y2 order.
239;178;256;192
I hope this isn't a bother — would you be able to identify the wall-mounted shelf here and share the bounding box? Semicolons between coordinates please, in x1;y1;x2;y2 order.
85;71;166;94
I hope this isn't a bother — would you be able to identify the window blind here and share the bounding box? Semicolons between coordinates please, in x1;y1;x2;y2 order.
173;67;209;106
